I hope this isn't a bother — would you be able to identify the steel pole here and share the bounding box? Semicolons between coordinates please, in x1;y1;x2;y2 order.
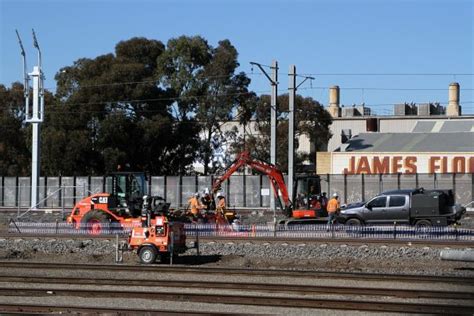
30;66;41;209
288;65;296;201
270;60;278;215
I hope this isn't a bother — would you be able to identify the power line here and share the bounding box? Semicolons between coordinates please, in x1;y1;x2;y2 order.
44;72;266;91
44;90;267;108
298;86;474;91
298;73;474;76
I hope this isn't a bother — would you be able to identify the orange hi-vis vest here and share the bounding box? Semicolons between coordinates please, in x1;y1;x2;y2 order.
189;197;201;215
327;198;340;213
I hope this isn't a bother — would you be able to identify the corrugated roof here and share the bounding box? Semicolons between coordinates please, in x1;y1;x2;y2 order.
412;121;436;133
343;132;474;152
411;120;474;133
439;121;474;132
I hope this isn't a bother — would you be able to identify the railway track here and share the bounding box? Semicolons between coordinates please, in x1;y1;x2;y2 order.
0;261;473;284
1;232;473;247
0;261;472;314
0;274;472;300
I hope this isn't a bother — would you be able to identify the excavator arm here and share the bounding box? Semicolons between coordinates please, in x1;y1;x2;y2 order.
212;151;292;215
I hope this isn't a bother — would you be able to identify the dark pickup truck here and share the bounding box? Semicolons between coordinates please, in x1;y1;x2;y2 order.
338;188;466;227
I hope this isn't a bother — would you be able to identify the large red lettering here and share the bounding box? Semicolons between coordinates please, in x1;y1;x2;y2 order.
356;156;371;174
404;156;417;174
372;157;390;174
429;157;441;173
391;156;403;173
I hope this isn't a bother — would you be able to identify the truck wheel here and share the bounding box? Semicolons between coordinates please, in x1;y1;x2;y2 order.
415;219;432;228
139;246;157;264
81;211;111;235
346;218;362;226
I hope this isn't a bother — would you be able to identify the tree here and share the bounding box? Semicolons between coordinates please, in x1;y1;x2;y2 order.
156;36;254;175
0;83;29;175
50;37;172;175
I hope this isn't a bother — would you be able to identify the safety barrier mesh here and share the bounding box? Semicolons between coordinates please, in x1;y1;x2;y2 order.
7;221;474;241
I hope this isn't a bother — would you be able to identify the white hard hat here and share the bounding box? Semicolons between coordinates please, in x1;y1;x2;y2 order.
333;193;338;197
204;188;209;194
217;192;224;198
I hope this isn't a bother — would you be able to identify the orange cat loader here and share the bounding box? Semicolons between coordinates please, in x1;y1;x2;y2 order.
67;172;147;234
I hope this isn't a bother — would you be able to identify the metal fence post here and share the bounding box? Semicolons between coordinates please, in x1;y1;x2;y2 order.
17;185;21;217
61;187;65;219
393;221;397;239
170;230;174;265
195;224;200;257
361;174;365;202
379;174;382;194
343;174;347;204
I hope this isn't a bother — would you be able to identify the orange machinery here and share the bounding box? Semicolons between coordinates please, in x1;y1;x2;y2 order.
128;214;186;264
67;172;147;234
213;151;323;221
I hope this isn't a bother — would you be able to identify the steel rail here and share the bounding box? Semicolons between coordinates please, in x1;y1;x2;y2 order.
0;287;472;314
0;261;472;285
0;275;472;300
0;303;236;315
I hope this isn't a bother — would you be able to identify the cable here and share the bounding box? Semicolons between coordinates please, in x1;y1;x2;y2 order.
43;90;267;108
44;72;266;91
298;73;474;76
297;86;474;91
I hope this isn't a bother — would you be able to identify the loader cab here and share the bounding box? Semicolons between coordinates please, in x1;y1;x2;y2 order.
109;172;148;215
294;175;321;210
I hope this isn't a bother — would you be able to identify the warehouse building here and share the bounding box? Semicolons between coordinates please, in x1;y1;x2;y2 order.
317;82;473;206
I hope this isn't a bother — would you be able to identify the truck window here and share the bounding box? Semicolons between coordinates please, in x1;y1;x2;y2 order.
389;196;406;207
367;196;387;208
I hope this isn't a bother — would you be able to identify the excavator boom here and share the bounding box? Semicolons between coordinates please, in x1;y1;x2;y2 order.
212;151;292;212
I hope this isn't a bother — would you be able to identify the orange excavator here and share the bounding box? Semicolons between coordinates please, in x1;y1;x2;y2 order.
212;151;325;224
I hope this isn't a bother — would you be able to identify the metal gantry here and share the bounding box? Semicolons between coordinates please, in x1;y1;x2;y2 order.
16;29;45;209
288;66;314;200
250;61;279;218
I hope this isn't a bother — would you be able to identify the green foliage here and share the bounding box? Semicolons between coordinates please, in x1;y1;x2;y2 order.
0;84;30;175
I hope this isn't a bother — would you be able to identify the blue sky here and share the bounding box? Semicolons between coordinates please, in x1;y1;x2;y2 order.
1;0;473;114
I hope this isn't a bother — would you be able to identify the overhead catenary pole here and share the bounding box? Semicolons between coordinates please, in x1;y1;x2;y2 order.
16;29;44;209
249;61;278;217
288;65;296;201
288;67;314;202
270;61;278;213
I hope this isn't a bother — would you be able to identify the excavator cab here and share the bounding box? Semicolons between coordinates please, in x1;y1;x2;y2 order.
108;172;148;216
291;175;323;219
294;176;321;210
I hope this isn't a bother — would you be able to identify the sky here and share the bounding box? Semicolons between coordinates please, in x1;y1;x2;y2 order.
1;0;473;114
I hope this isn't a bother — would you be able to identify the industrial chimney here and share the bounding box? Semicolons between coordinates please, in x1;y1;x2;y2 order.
328;85;340;118
447;82;461;116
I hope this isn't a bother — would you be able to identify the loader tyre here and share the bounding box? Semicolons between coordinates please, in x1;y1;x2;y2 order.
139;246;157;264
81;210;111;235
